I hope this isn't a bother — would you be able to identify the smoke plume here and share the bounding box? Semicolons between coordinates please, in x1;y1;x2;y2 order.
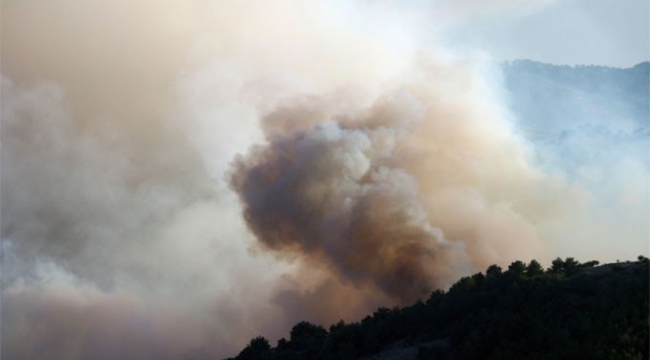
1;0;646;359
228;58;570;304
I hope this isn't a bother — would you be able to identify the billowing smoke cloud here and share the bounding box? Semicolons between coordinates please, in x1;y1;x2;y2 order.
0;76;281;359
228;58;572;304
1;0;646;359
230;97;456;303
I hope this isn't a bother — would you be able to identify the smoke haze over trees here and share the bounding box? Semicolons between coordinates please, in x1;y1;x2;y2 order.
1;1;647;359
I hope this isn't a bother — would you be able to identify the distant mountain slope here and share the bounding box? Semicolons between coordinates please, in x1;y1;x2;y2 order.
502;60;649;134
502;60;649;183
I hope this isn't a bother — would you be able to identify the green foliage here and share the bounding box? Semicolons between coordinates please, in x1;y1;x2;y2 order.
290;321;327;343
486;264;502;278
226;258;649;360
580;260;600;268
507;260;526;274
550;257;566;274
236;336;271;360
563;257;580;275
526;259;544;277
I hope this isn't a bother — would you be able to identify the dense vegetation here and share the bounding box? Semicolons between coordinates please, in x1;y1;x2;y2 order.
226;257;649;360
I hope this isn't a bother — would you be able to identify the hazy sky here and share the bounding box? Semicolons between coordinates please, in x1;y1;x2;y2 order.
442;0;649;67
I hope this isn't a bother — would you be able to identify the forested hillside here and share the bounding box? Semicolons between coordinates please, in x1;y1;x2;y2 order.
226;257;649;360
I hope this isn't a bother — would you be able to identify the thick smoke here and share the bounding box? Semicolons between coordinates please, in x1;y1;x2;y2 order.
231;96;456;303
229;60;569;304
0;77;282;359
1;1;646;359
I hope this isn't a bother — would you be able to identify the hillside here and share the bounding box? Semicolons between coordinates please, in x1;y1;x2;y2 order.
226;257;649;360
503;61;649;177
503;60;649;134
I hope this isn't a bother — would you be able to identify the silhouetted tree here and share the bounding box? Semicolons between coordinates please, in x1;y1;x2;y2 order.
236;336;270;360
508;260;526;275
290;321;327;343
564;257;580;275
486;264;502;278
550;257;565;274
526;259;544;276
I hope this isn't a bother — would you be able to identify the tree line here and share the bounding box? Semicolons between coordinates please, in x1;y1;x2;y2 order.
225;256;649;360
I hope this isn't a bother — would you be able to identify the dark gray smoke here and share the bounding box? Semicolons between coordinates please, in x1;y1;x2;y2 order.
230;95;460;303
228;69;563;305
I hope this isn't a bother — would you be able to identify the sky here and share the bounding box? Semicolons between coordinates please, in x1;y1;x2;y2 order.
1;1;648;359
441;0;649;67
